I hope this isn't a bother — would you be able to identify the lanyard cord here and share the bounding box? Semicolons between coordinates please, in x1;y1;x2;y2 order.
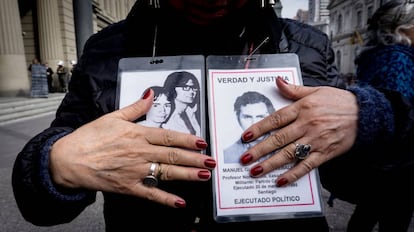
150;25;160;64
244;36;269;69
150;22;269;68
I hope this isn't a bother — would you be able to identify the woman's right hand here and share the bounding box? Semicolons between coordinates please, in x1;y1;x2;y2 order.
49;89;215;208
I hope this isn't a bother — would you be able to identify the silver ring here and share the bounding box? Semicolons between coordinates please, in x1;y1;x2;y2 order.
143;162;158;187
294;144;311;160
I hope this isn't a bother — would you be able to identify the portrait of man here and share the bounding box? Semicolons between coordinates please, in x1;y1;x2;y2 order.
138;86;172;128
223;91;275;164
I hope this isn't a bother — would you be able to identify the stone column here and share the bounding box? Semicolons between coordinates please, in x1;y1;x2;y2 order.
37;0;64;68
73;0;93;59
0;0;30;96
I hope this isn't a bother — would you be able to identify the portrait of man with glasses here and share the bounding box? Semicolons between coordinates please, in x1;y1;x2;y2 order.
162;71;202;136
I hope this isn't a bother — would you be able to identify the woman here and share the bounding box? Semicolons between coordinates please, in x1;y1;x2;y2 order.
320;1;414;231
12;1;404;231
138;86;172;128
356;0;414;101
352;1;414;231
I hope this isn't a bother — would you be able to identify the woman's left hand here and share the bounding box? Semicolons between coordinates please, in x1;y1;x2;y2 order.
239;77;359;187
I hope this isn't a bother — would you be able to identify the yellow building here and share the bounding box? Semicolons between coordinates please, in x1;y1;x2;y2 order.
0;0;135;97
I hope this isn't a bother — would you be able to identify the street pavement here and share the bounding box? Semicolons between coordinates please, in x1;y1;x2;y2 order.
0;114;104;232
0;113;412;232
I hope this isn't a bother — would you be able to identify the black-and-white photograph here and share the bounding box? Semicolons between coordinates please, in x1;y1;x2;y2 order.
138;85;172;128
208;65;322;222
208;67;298;163
223;91;275;163
118;70;203;136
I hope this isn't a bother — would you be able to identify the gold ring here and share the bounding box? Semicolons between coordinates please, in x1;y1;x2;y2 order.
157;163;163;179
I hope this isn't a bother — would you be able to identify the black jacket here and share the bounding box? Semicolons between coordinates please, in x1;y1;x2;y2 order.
12;2;342;231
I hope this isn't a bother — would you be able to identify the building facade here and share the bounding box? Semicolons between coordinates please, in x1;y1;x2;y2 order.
3;0;390;96
308;0;330;35
328;0;391;74
0;0;135;97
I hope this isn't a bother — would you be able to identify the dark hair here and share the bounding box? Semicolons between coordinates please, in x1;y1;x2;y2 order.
137;85;170;122
163;71;200;108
151;86;169;101
366;0;414;46
234;91;275;117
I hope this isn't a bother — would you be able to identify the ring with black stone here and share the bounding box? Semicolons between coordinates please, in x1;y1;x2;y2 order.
143;162;158;187
294;144;311;160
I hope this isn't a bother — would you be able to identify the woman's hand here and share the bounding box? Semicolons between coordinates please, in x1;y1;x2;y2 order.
240;77;358;187
49;89;215;208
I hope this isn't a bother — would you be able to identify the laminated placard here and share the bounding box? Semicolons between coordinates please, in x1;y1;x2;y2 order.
116;55;206;141
207;54;324;223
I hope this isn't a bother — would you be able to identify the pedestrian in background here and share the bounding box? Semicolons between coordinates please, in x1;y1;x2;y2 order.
56;60;69;92
28;59;48;98
320;1;414;231
27;58;40;72
44;62;54;93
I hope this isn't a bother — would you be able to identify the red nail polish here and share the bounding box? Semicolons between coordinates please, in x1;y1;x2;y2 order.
241;153;253;164
276;178;288;187
142;88;151;99
198;170;211;179
277;76;289;84
196;140;208;149
204;159;216;168
175;199;186;208
250;166;263;176
242;131;254;141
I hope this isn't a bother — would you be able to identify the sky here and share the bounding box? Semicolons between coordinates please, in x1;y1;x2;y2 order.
280;0;309;19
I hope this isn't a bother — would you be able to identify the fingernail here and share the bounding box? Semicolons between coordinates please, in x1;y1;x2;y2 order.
196;140;208;149
204;159;216;168
277;76;289;84
242;131;254;141
198;170;211;179
141;88;151;99
276;178;288;187
240;153;253;164
175;199;186;208
250;166;263;176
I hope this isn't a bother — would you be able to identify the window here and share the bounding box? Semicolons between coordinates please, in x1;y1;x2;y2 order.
337;14;343;33
356;11;362;28
367;6;374;19
336;50;341;71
